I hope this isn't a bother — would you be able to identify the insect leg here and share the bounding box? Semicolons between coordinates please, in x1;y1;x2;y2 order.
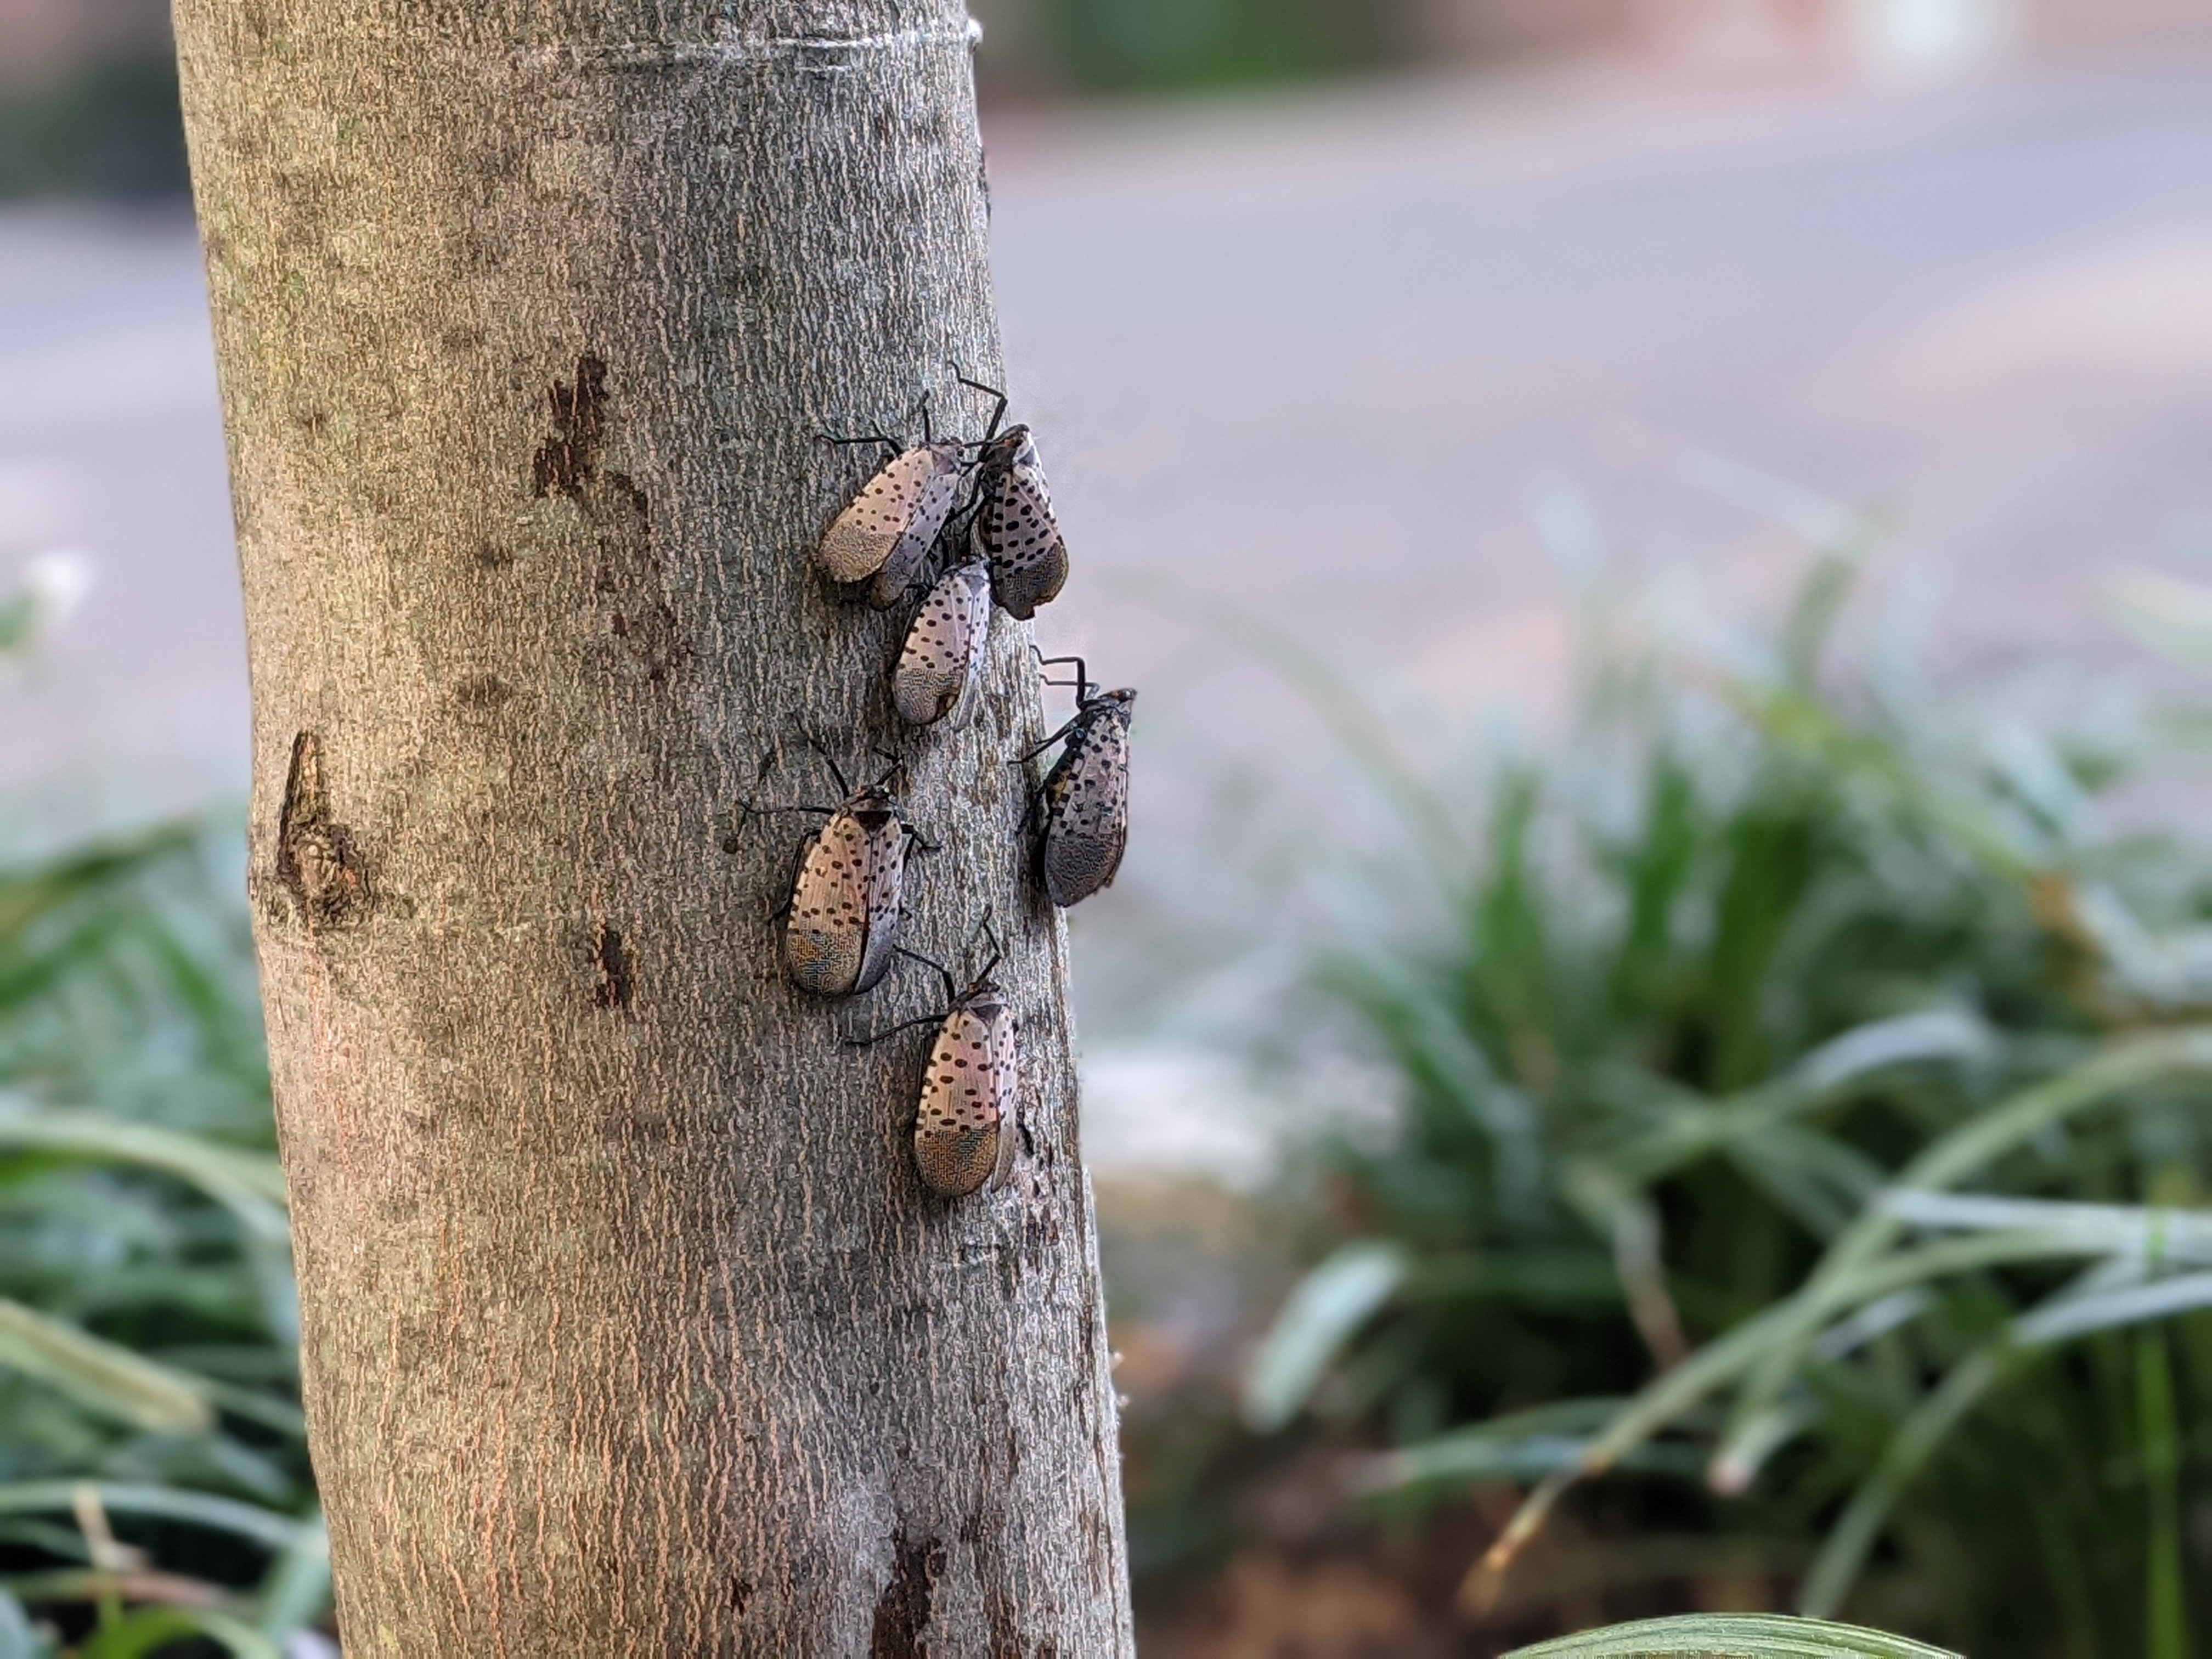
842;1012;945;1049
800;735;852;798
1017;714;1081;765
816;431;901;452
970;913;1004;984
736;800;837;821
901;822;943;855
1033;654;1094;700
895;945;960;1007
955;374;1009;444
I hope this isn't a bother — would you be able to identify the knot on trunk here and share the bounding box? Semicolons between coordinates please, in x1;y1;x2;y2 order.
275;729;371;932
871;1533;946;1658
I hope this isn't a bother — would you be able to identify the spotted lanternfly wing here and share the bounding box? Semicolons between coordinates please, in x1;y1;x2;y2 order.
1039;689;1136;908
782;788;908;996
975;427;1070;620
814;441;963;608
913;987;1018;1198
893;561;991;728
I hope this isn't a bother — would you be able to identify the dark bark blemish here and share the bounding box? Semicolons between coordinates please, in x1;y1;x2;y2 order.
986;1584;1024;1658
592;923;636;1014
1080;1506;1111;1596
454;674;516;713
530;352;689;681
603;467;651;526
473;539;515;569
275;730;370;932
728;1576;753;1615
869;1533;943;1659
533;352;608;499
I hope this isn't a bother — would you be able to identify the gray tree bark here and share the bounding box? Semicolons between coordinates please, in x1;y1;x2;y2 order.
171;4;1133;1652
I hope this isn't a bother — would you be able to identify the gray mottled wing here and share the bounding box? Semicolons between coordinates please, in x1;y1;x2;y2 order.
1041;712;1131;907
986;1002;1019;1187
815;443;960;586
851;817;909;995
868;445;964;609
893;562;992;727
980;457;1069;620
914;1005;1009;1197
783;810;870;995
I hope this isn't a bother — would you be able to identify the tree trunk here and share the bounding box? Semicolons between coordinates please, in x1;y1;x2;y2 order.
171;4;1134;1652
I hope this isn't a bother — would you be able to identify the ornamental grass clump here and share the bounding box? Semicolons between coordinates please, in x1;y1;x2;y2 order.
1245;539;2212;1655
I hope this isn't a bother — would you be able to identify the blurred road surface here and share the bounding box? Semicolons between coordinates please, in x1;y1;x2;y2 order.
4;57;2212;1171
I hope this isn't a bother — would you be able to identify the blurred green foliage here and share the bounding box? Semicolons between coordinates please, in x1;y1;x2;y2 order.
0;2;1417;202
1238;540;2212;1653
0;804;323;1653
0;57;188;201
1032;0;1409;92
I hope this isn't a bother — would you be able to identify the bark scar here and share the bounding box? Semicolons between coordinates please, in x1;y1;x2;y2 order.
533;353;607;499
870;1533;944;1659
592;923;636;1014
275;730;370;932
532;351;688;680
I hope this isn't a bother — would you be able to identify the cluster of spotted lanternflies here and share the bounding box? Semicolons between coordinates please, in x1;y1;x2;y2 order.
757;376;1133;1201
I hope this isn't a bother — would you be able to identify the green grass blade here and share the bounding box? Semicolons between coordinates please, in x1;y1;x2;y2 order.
0;1109;289;1229
1503;1612;1960;1657
1880;1192;2212;1264
76;1607;280;1659
1722;1029;2212;1459
1242;1241;1408;1431
2015;1272;2212;1346
0;1300;211;1433
2138;1326;2188;1659
253;1510;329;1640
0;1590;39;1659
1474;1228;2115;1593
1798;1347;2009;1618
2109;565;2212;669
0;1485;304;1554
1610;1011;1990;1188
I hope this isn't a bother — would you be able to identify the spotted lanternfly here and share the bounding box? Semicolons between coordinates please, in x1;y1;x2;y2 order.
814;431;965;611
960;377;1069;620
751;751;925;997
854;933;1018;1199
1026;657;1135;908
894;559;992;729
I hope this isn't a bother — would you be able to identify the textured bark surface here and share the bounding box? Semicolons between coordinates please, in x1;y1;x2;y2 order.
172;4;1133;1652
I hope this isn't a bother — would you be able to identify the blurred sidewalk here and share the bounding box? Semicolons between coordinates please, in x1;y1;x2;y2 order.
3;54;2211;1143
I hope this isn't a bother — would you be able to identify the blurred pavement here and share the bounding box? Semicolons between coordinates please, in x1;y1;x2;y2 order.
5;57;2212;1171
